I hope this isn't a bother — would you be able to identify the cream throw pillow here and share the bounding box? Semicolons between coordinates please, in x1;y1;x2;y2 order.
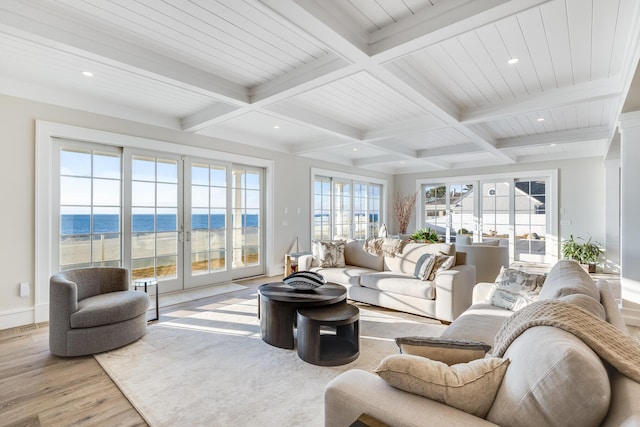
395;336;491;365
312;240;346;268
375;354;509;418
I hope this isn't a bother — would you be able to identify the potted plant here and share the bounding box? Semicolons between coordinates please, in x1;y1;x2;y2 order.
561;234;603;273
410;227;439;243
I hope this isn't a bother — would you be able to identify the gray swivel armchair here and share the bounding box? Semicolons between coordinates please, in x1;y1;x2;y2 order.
49;267;150;357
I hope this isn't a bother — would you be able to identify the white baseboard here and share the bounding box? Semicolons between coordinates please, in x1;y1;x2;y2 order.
0;307;35;330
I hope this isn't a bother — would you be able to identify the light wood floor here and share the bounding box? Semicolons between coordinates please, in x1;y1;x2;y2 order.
0;276;268;427
1;273;638;427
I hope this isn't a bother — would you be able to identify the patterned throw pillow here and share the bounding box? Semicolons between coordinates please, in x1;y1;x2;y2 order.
427;254;456;281
414;254;436;281
487;266;546;311
312;240;346;268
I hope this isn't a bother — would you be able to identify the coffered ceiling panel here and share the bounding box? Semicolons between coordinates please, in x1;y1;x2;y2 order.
0;0;638;174
38;0;329;87
277;72;429;130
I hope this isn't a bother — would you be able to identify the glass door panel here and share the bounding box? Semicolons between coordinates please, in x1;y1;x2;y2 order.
333;180;351;239
313;177;331;240
130;155;182;292
231;167;263;278
515;179;547;261
423;184;447;238
481;181;510;245
449;183;475;242
59;146;121;270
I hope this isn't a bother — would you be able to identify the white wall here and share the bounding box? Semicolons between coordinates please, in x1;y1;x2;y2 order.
0;94;392;329
393;157;607;265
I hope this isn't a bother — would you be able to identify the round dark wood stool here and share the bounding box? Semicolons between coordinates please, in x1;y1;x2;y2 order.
296;303;360;366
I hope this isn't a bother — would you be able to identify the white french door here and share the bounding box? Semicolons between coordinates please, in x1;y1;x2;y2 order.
124;150;184;293
184;158;232;287
55;141;264;293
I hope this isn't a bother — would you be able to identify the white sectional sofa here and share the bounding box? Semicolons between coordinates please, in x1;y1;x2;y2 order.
298;240;476;323
324;260;640;427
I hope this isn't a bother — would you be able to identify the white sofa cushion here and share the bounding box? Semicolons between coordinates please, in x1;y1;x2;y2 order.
344;239;384;271
310;266;378;287
486;326;610;427
440;303;512;347
384;242;455;275
361;272;436;299
538;259;600;301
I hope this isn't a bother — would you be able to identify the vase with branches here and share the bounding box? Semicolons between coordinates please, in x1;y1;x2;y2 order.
394;191;417;234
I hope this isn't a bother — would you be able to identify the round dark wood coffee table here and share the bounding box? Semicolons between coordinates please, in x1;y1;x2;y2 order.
258;282;347;349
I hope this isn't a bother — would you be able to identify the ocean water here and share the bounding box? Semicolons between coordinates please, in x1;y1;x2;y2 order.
61;214;258;235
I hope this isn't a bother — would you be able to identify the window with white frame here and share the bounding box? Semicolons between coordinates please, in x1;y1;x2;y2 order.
312;173;384;241
418;171;557;263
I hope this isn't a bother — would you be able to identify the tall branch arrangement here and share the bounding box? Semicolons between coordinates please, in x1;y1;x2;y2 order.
394;191;417;234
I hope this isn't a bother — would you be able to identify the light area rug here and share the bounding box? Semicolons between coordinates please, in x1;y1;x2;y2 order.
157;283;247;308
95;297;447;427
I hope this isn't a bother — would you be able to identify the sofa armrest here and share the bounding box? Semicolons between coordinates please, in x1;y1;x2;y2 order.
325;369;498;427
473;282;494;305
434;264;476;322
296;254;315;272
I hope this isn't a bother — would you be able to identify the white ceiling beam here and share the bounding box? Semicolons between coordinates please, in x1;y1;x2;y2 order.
289;139;354;154
266;104;362;141
363;117;445;141
181;103;242;132
353;155;406;167
370;0;551;62
365;139;418;158
417;143;482;159
459;125;517;163
496;127;611;149
251;53;353;104
258;0;369;62
0;1;249;105
0;76;181;129
461;79;621;124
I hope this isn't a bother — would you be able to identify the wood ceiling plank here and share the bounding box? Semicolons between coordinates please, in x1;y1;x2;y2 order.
565;0;593;83
540;0;574;87
591;0;619;79
496;15;543;96
456;31;513;103
439;37;502;106
516;7;557;92
475;23;529;99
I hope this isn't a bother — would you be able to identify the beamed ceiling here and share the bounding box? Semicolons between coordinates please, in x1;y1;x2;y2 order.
1;0;639;174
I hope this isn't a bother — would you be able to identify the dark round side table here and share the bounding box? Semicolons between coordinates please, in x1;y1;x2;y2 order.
258;282;347;349
297;303;360;366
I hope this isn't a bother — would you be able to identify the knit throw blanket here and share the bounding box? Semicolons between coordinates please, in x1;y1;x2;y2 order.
362;237;407;257
493;299;640;383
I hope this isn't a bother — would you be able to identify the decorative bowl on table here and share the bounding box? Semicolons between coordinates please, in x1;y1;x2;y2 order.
283;271;326;290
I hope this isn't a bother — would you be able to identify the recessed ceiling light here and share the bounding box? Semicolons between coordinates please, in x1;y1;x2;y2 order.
273;125;280;129
400;161;405;164
353;148;358;152
507;58;519;65
82;71;93;77
537;117;545;122
550;143;557;147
